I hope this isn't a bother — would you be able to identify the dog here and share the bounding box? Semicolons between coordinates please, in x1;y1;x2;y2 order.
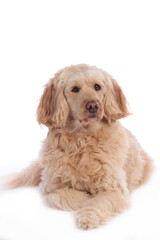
6;64;153;230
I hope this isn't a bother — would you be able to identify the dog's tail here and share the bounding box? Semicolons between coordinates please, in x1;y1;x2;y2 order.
4;160;42;189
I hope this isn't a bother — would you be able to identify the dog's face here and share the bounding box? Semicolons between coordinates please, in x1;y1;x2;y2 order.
64;68;105;125
37;64;130;128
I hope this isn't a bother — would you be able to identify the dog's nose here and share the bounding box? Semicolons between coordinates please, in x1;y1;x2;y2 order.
85;101;99;113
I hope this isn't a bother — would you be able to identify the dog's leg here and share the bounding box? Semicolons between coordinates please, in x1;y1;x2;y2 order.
76;190;129;230
44;187;92;211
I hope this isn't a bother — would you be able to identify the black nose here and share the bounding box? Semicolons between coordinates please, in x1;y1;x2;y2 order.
85;101;99;113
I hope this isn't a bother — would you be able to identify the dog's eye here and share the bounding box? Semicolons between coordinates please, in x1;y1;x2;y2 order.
71;86;80;93
94;84;101;91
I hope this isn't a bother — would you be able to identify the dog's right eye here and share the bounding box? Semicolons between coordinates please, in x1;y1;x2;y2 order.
71;87;80;93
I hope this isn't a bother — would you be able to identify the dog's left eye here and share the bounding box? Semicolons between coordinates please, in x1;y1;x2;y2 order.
94;84;101;91
71;86;80;93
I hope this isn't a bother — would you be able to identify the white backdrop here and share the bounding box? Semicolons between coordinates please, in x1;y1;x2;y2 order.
0;1;160;240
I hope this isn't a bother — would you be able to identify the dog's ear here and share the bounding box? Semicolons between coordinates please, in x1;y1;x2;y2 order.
37;77;69;128
103;77;131;123
37;79;55;127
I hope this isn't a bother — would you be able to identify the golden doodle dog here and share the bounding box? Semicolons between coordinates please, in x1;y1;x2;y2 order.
7;64;153;230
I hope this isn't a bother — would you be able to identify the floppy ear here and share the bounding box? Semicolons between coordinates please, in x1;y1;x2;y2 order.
103;77;131;123
37;78;69;128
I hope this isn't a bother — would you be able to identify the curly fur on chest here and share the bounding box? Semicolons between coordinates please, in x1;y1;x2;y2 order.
40;123;128;195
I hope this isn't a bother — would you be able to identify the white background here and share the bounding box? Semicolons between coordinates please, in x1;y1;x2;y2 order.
0;0;160;240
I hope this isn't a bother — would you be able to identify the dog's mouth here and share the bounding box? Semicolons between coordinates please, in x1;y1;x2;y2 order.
75;100;104;125
79;113;102;124
88;113;97;118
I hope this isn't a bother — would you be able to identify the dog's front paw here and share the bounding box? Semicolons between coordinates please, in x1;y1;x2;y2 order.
76;207;103;230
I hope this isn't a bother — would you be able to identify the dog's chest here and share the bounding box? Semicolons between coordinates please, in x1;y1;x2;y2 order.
56;134;108;194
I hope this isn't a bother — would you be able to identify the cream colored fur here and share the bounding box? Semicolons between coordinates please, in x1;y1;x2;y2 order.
6;64;153;230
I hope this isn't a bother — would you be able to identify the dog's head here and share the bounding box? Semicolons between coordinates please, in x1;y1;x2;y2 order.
37;64;130;128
